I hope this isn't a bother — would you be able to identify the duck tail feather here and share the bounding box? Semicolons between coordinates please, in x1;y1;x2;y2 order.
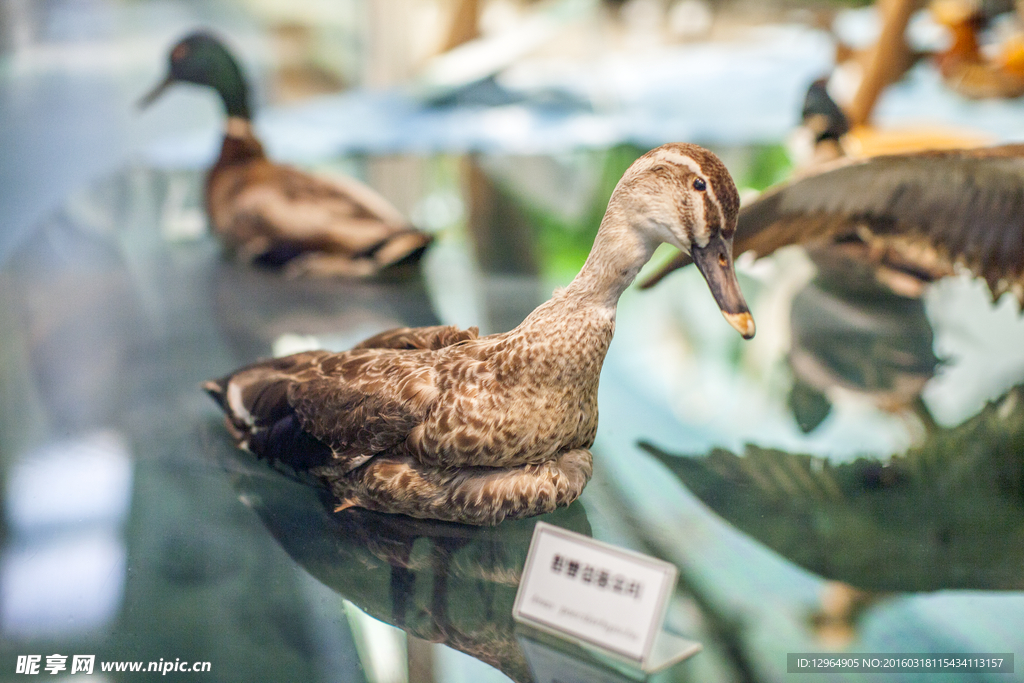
373;230;433;269
202;378;230;411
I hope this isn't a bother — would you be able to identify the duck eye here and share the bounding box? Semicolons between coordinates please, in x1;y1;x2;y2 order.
693;178;707;192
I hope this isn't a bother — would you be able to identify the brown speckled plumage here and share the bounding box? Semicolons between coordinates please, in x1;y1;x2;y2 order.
205;143;752;525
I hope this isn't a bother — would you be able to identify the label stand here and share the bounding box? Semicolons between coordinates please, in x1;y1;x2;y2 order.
646;630;703;672
516;622;701;682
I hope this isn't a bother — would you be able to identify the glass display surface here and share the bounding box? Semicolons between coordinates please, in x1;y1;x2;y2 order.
2;152;1024;683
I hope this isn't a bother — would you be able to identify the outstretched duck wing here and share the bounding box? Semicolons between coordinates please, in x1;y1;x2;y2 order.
641;146;1024;303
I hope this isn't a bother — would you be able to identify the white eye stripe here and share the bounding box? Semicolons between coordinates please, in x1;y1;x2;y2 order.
624;149;705;182
619;146;728;247
638;150;721;211
647;150;723;245
654;150;704;175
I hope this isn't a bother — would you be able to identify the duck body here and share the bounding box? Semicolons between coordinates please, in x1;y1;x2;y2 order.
208;303;606;525
206;143;755;525
144;32;431;277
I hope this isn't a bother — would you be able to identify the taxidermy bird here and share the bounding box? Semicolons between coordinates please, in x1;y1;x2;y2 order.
641;83;1024;306
204;143;755;525
141;31;432;277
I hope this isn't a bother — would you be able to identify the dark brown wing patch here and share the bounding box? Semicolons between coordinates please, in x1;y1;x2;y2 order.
353;325;480;351
738;148;1024;303
207;151;431;273
287;350;436;460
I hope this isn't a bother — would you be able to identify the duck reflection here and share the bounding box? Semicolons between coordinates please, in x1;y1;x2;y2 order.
640;383;1024;593
226;450;593;683
787;245;941;432
212;261;439;361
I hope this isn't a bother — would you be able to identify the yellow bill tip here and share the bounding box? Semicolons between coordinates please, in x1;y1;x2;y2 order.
724;311;756;339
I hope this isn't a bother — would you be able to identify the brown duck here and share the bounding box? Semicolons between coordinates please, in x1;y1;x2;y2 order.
141;31;431;277
204;143;755;525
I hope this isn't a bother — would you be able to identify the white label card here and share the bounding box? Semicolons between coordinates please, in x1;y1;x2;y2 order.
513;522;677;665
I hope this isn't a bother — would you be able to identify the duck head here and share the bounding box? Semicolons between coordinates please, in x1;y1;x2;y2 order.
615;143;755;338
140;31;251;119
802;77;850;145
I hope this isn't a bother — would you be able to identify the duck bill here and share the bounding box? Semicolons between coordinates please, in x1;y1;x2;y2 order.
691;236;756;339
138;74;173;109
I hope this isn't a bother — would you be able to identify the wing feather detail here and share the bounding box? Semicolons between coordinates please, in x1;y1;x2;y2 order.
288;355;434;458
352;325;480;351
205;346;440;473
640;145;1024;304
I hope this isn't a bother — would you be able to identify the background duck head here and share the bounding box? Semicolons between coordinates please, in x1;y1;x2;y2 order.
798;77;850;165
140;31;252;120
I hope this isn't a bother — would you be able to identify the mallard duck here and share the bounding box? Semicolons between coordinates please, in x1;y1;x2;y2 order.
641;141;1024;307
141;31;432;277
764;80;987;298
204;143;755;525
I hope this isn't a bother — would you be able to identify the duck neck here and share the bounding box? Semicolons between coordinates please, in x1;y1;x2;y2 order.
225;116;255;139
213;116;265;166
563;206;655;311
208;50;252;120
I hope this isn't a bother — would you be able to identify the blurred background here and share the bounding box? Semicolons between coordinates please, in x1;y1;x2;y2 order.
3;0;1024;682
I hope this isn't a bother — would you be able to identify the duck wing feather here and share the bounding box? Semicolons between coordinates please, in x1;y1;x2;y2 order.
287;349;437;460
205;324;483;473
352;324;480;350
640;145;1024;303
